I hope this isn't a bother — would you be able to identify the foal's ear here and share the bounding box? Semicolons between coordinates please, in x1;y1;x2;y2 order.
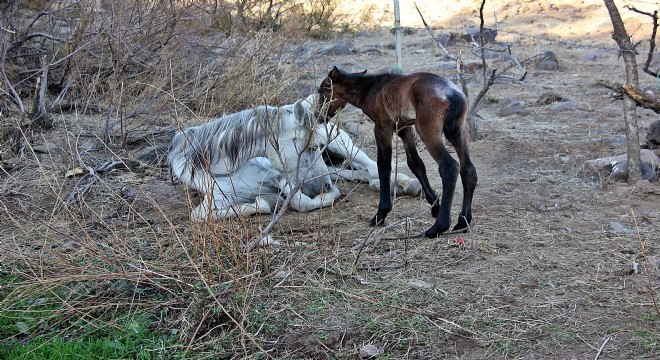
359;69;367;76
329;66;340;80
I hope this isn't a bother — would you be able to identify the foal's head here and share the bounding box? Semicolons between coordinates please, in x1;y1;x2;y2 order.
316;66;367;122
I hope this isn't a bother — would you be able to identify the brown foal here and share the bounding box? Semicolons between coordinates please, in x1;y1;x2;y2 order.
317;66;477;238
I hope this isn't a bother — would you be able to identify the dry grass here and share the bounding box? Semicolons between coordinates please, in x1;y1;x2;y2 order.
2;0;660;359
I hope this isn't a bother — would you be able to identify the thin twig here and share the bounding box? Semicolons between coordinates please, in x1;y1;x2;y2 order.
594;336;612;360
632;209;660;318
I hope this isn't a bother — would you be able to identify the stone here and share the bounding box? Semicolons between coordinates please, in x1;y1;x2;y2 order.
604;135;626;147
582;149;660;181
582;53;600;61
79;141;98;152
320;43;353;56
540;50;559;64
647;120;660;148
32;142;58;154
497;99;529;117
552;101;577;111
438;33;452;47
537;60;560;71
536;92;568;105
359;344;382;359
409;279;434;290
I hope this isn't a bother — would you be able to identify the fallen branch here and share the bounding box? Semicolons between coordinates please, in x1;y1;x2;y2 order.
598;80;660;113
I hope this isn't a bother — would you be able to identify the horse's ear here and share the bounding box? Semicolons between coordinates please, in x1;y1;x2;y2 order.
329;66;340;80
360;69;367;76
293;100;305;121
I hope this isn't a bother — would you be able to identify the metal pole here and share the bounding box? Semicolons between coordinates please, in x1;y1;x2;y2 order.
393;0;402;72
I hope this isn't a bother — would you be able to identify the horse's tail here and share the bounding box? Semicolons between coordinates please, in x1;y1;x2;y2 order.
168;130;215;195
442;89;469;146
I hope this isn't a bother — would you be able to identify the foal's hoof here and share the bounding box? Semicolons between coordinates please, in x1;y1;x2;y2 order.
452;216;472;232
424;224;450;238
369;217;386;227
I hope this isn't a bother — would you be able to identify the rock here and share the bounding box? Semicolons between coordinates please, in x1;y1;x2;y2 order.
438;33;452;47
32;142;58;154
461;27;497;44
320;43;353;56
552;101;577;111
611;160;656;181
484;49;501;59
120;185;138;199
463;62;484;74
438;61;457;71
135;143;170;165
604;135;626;147
536;92;568;105
409;279;434;290
497;99;529;116
580;149;660;181
537;60;560;71
540;50;559;64
609;221;632;234
79;141;98;152
647;120;660;148
403;179;422;196
359;344;382;359
582;53;600;61
359;46;383;55
576;102;593;111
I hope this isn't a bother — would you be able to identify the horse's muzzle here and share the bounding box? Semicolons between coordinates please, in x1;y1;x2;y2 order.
314;111;330;123
301;174;334;198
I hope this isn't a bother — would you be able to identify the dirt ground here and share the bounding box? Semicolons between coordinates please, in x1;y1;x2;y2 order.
1;1;659;359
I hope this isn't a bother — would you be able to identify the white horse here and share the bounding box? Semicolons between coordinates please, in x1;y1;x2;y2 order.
169;98;339;220
169;95;421;221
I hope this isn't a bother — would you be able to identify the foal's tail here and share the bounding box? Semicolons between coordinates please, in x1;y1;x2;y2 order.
442;90;469;146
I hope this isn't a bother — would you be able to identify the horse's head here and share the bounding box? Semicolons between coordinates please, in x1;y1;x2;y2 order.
267;99;334;198
316;66;367;122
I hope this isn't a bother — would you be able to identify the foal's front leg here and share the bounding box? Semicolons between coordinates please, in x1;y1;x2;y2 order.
370;125;394;226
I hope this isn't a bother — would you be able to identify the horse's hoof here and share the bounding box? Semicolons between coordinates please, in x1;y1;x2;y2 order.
369;217;386;227
452;216;472;232
369;215;385;227
424;224;449;238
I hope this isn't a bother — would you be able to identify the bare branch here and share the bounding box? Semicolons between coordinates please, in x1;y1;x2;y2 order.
627;6;659;78
414;2;455;60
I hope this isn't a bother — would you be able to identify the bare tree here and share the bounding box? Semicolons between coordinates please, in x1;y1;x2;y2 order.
603;0;642;184
415;0;528;141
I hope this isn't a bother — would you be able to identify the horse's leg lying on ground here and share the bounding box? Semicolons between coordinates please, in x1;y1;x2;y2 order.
446;130;477;231
317;123;378;177
371;124;394;226
278;177;341;213
189;160;285;220
318;123;420;195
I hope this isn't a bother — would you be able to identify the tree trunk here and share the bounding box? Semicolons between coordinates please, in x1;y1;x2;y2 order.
603;0;641;184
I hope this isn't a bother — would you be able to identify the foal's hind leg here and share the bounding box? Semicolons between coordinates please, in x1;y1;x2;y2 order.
397;127;439;216
447;133;477;231
416;126;460;238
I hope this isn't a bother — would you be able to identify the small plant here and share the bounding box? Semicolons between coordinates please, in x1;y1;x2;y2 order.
486;95;500;104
